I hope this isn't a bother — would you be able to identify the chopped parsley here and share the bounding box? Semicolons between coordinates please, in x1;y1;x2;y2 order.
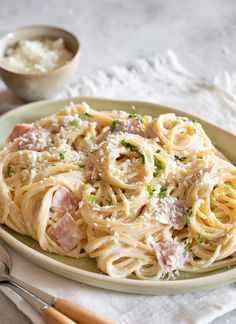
140;154;145;165
120;140;136;151
153;171;158;177
59;153;65;160
111;120;117;132
185;207;192;224
156;149;161;153
154;157;165;170
156;162;165;169
80;113;92;120
88;195;99;204
197;234;205;244
121;139;145;165
159;186;167;199
183;241;191;257
147;185;154;198
128;112;144;123
69;120;81;129
105;198;112;204
189;118;197;123
6;165;14;177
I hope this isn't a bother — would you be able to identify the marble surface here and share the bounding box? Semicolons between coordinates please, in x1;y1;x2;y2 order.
0;0;235;323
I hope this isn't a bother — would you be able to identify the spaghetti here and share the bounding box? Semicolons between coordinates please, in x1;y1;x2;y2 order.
0;102;235;280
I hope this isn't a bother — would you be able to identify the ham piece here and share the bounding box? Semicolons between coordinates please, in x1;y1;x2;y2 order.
8;124;32;142
47;213;81;252
97;119;144;143
146;120;158;138
13;127;52;151
186;165;213;186
114;119;143;136
154;240;187;272
51;186;78;213
156;197;186;230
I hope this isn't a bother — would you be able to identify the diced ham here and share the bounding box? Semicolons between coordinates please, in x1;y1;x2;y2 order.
146;120;158;138
33;196;43;216
51;186;78;213
14;127;52;151
156;197;186;230
97;119;144;143
114;119;143;136
186;165;213;186
47;213;81;252
8;124;32;142
154;240;187;272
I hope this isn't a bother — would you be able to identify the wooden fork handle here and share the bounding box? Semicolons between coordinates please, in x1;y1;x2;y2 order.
42;306;76;324
54;298;115;324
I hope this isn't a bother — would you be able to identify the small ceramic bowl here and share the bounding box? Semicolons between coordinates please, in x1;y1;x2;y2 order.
0;25;80;101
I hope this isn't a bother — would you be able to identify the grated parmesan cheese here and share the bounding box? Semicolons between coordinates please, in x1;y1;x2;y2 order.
2;38;73;73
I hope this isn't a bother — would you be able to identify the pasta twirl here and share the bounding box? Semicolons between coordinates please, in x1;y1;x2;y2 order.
0;102;236;280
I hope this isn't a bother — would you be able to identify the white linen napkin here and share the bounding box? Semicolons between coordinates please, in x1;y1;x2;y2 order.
0;50;236;324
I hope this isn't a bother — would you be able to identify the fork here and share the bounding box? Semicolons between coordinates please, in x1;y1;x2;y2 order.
0;244;114;324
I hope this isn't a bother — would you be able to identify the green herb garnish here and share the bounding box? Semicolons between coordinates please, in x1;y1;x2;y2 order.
6;165;13;177
156;162;165;169
183;241;191;257
185;207;192;224
153;171;158;177
88;195;99;204
154;157;165;170
197;234;205;244
121;139;146;164
147;185;154;198
69;120;81;128
80;113;92;120
159;186;167;199
59;153;65;160
156;149;161;153
128;112;144;123
105;198;112;204
189;118;197;123
111;120;117;132
140;154;145;165
121;140;136;151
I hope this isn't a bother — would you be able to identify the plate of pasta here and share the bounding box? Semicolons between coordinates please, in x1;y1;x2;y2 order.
0;97;236;295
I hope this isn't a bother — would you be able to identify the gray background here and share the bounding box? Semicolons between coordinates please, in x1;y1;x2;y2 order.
0;0;235;323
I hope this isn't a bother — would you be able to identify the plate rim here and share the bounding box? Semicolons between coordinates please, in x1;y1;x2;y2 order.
1;96;236;140
1;226;236;294
0;97;236;295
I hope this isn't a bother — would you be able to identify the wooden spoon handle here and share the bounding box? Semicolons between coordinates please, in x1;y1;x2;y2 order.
54;298;115;324
42;306;76;324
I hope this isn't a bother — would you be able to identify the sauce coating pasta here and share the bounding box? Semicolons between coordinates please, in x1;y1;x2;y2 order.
0;102;236;280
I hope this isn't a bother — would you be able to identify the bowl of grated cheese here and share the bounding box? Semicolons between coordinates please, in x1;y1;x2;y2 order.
0;25;80;101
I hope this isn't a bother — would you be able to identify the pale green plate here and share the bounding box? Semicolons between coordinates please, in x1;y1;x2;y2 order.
0;97;235;295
